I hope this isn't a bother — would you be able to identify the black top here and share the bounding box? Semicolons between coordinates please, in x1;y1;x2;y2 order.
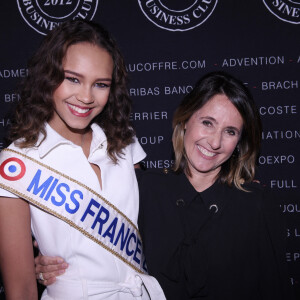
137;169;294;300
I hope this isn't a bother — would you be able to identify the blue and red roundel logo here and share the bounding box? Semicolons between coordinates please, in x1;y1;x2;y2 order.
0;158;26;181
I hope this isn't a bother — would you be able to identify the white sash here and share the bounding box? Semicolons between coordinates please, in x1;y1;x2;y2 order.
0;148;147;274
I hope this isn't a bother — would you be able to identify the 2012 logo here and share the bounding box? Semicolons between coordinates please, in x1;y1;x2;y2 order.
138;0;218;31
17;0;99;35
263;0;300;24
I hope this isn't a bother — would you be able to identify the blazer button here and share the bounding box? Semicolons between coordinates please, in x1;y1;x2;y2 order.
176;198;185;207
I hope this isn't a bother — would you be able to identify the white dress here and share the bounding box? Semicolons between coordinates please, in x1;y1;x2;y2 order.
0;123;166;300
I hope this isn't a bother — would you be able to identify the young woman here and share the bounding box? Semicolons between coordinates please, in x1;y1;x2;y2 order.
0;20;165;300
35;72;294;299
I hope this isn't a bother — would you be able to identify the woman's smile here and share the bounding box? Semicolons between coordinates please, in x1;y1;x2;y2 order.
196;145;217;158
67;103;93;117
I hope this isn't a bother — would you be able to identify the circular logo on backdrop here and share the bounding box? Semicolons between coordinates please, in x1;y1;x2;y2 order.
138;0;218;31
16;0;99;35
0;158;26;181
263;0;300;24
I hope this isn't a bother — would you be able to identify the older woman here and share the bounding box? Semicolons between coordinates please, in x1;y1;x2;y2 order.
137;71;293;299
35;72;294;299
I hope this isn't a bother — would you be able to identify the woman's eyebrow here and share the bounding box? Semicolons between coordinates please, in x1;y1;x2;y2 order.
64;69;112;82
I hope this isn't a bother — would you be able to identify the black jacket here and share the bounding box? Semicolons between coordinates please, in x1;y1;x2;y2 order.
137;169;294;300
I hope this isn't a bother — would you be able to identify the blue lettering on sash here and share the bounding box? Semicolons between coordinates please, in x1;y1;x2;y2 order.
27;169;54;198
51;183;69;206
44;178;59;200
126;232;136;256
113;223;130;250
133;237;142;264
91;206;109;235
25;170;144;270
66;190;83;214
81;198;100;222
27;169;83;213
142;256;148;273
102;217;118;243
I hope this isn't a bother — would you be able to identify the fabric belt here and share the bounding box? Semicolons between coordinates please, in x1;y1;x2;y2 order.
42;274;165;300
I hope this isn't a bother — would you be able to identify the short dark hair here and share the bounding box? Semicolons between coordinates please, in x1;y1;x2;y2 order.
10;20;134;162
172;71;262;190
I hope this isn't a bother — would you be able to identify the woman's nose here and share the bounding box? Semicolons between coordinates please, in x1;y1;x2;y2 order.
208;131;222;150
76;86;94;104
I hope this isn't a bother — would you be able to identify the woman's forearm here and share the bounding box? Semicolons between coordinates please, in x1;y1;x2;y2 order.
0;197;38;300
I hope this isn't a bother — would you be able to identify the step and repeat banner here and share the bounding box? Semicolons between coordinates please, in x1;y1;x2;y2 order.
0;0;299;298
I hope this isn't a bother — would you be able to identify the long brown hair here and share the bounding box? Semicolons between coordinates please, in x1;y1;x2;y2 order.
172;71;262;190
9;20;134;163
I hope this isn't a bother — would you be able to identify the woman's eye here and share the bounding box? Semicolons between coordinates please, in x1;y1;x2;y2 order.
95;82;110;88
226;129;236;136
202;120;212;127
66;77;79;83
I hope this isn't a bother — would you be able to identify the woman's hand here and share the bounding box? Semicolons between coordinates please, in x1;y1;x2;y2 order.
34;242;68;286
